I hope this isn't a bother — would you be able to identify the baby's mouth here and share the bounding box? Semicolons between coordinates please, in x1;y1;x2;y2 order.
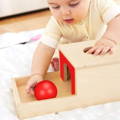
63;18;74;23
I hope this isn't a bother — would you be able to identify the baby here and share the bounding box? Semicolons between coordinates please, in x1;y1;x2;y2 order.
26;0;120;95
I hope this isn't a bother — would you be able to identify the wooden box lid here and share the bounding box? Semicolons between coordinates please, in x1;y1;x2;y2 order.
59;40;120;69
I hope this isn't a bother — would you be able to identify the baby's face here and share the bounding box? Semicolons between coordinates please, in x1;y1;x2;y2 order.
48;0;90;24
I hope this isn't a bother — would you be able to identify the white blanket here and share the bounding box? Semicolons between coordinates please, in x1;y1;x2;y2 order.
0;29;120;120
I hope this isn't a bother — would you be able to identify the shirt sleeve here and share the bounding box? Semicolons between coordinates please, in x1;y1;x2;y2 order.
40;16;62;48
98;0;120;24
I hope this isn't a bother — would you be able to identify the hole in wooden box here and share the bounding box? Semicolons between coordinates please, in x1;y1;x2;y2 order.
15;72;73;103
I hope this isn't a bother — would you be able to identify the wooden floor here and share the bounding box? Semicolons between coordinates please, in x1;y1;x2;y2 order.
0;9;51;34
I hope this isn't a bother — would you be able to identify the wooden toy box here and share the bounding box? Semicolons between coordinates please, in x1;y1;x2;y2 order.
12;40;120;119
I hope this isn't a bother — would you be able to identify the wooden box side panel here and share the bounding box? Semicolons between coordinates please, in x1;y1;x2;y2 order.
12;78;21;104
75;63;120;106
12;76;30;105
17;95;80;119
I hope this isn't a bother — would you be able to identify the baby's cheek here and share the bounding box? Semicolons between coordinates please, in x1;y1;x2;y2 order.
52;11;60;19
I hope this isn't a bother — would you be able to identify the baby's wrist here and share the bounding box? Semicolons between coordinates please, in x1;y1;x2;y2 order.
103;36;118;45
31;73;44;80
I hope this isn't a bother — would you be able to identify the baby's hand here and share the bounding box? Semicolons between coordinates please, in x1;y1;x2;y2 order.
51;57;59;71
86;38;117;55
25;74;44;95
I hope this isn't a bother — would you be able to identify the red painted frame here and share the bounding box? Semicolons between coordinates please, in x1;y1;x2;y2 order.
59;51;75;94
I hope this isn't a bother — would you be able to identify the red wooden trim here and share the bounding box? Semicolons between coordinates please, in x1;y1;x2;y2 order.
59;51;75;94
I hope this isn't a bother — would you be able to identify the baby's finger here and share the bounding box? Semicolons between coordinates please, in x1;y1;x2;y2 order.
29;88;35;95
25;86;31;94
25;83;31;94
87;47;96;54
108;47;115;55
83;46;93;53
93;47;103;55
108;50;113;55
25;80;36;94
100;47;110;55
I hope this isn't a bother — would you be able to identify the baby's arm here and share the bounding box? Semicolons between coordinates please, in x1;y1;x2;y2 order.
87;14;120;55
26;43;55;95
102;14;120;45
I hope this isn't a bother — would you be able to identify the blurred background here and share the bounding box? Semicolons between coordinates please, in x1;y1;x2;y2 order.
0;0;51;34
0;0;120;34
0;0;48;18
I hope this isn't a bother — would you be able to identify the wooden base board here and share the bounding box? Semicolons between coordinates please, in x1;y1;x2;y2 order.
12;70;120;119
12;72;77;119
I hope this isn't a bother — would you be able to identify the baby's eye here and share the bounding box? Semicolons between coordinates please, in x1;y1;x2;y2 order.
51;5;60;9
69;2;80;7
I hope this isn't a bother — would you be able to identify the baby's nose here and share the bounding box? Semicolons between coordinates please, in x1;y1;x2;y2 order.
61;6;71;15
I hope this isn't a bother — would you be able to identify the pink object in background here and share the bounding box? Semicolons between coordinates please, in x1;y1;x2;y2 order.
30;34;42;41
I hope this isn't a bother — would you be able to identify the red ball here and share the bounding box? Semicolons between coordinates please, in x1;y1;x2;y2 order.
34;80;57;100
